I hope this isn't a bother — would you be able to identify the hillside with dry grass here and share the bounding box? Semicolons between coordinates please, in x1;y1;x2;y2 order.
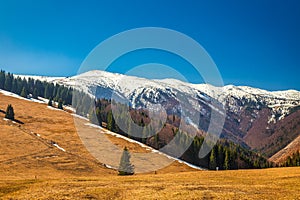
270;135;300;164
1;92;300;199
0;92;115;179
0;91;196;179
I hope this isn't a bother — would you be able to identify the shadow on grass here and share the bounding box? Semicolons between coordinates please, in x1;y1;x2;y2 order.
0;180;37;197
0;109;24;124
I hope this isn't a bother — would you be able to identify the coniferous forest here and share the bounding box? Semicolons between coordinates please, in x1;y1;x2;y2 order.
283;151;300;167
0;70;73;106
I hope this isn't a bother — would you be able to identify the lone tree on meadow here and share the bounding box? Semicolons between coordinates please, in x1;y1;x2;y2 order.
5;104;15;120
118;147;134;176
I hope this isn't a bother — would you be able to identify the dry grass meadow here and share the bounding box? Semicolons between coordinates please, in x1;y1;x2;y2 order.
0;92;300;199
0;168;299;200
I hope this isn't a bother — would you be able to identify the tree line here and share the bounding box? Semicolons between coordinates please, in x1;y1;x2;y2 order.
0;70;73;106
184;137;272;170
282;151;300;167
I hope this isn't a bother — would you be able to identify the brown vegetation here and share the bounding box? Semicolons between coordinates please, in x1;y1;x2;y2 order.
0;92;195;179
1;93;300;199
0;168;299;199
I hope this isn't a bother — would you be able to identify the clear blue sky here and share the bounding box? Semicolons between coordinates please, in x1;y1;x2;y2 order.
0;0;299;90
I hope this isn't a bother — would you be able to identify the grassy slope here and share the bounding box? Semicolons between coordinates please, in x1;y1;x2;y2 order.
1;93;300;199
0;93;119;179
0;168;299;199
0;92;195;178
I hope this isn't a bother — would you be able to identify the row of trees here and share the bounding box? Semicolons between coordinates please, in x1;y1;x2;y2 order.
181;136;271;170
0;70;73;106
282;151;300;167
48;97;64;110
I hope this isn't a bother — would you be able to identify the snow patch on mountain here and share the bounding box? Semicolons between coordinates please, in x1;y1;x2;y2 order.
18;70;300;123
15;74;65;83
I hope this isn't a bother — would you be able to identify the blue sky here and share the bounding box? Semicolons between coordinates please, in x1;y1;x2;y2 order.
0;0;299;90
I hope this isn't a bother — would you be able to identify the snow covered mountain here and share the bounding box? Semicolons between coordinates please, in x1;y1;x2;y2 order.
19;70;300;157
53;70;300;121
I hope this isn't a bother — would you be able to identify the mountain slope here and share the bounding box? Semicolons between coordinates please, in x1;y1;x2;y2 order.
57;71;300;156
0;91;198;179
269;135;300;164
0;91;114;179
18;70;300;160
0;78;300;200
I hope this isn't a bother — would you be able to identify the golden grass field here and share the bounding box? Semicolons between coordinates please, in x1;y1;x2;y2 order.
0;168;300;199
1;92;300;199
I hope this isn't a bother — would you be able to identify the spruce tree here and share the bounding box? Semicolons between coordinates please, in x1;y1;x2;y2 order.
95;107;102;125
89;108;99;125
224;149;230;170
209;148;217;170
58;99;63;110
4;73;13;91
118;147;134;175
11;79;18;94
33;88;38;99
107;111;113;131
48;97;53;107
0;70;5;89
44;84;49;99
5;104;15;120
217;145;224;169
20;87;27;98
154;133;160;148
141;126;148;143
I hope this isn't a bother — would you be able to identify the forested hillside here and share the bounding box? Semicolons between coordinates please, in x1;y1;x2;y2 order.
282;151;300;167
73;92;271;170
0;70;72;106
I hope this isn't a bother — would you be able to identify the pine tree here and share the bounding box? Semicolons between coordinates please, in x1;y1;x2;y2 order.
58;99;63;110
48;97;53;107
11;79;18;94
224;149;230;170
33;88;38;99
4;73;13;91
209;147;217;170
5;104;15;120
95;107;102;126
118;147;134;175
127;118;132;138
0;70;5;89
44;84;50;99
89;108;99;125
217;145;224;169
107;111;113;131
20;87;27;98
141;125;149;143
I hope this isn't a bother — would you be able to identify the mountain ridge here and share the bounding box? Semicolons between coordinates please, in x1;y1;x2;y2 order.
17;70;300;93
16;70;300;160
